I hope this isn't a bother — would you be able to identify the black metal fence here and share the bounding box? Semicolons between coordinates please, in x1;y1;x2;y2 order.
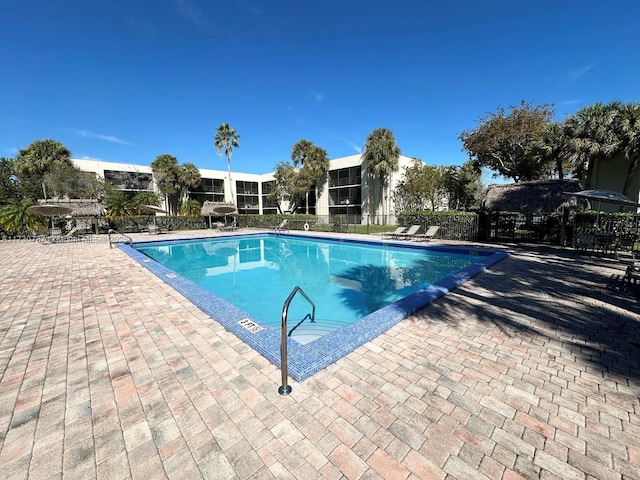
53;211;640;247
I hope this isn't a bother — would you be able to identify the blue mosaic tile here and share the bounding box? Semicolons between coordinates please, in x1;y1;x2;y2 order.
119;233;509;382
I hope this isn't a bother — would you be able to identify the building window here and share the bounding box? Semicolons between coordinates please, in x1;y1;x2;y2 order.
329;166;361;187
236;180;259;214
328;166;361;217
189;178;225;203
104;170;153;191
261;181;278;214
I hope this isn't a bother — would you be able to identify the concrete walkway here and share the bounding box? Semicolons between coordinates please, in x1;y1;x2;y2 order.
0;231;639;479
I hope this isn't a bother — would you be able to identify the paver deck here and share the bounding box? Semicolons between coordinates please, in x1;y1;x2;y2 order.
1;230;639;480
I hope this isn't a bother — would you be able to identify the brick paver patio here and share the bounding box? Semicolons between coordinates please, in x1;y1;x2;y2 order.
1;231;639;479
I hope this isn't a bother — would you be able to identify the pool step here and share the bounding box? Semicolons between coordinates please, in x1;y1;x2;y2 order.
288;317;344;345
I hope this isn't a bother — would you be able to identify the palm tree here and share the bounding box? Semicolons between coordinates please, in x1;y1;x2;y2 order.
180;199;202;218
563;102;621;188
616;103;640;195
178;163;202;208
362;128;401;224
214;123;240;204
0;198;43;236
104;191;137;220
290;140;330;214
529;123;572;179
14;139;73;199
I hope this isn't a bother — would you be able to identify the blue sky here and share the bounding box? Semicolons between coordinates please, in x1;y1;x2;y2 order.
1;1;638;177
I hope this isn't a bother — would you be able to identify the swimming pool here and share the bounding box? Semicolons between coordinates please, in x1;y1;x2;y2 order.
122;233;508;381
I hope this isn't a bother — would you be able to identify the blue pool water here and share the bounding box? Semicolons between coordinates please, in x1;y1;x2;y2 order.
136;235;480;343
123;233;508;381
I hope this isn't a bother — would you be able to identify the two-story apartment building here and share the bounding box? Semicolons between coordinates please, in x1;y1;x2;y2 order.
73;154;414;223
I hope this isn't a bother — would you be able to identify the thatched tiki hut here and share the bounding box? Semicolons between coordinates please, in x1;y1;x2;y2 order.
481;179;588;244
201;201;237;228
36;199;105;233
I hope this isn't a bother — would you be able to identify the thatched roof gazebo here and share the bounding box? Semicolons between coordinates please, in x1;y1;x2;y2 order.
201;201;237;216
482;179;588;213
36;199;105;216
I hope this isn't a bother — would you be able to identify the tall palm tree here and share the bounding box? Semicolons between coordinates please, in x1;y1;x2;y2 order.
14;139;72;199
529;123;572;179
177;162;202;211
214;123;240;204
362;128;401;224
290;139;329;214
564;102;621;188
616;103;640;195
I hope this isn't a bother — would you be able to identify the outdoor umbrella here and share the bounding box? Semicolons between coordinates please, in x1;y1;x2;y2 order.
139;205;168;214
138;205;168;227
565;189;640;224
26;204;73;229
202;202;237;228
211;204;237;214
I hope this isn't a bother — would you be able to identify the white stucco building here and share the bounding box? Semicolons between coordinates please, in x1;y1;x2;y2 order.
73;154;415;223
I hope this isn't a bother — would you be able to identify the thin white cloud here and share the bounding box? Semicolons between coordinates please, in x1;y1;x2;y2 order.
310;89;324;102
559;99;581;106
71;129;133;146
175;0;206;26
569;64;594;81
344;139;363;154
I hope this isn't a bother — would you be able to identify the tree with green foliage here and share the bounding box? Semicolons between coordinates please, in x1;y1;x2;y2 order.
290;139;330;214
441;161;484;210
41;162;106;200
561;102;620;187
14;139;73;199
270;140;330;214
0;198;44;236
270;162;298;213
214;123;240;202
560;101;640;194
150;155;200;214
0;158;20;202
151;154;180;212
178;163;201;206
270;161;313;213
459;101;555;182
529;123;573;180
180;199;202;217
362;128;401;223
393;159;444;211
104;191;138;220
132;191;161;208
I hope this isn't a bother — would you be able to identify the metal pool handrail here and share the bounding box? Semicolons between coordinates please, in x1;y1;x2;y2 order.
108;229;132;248
279;286;316;395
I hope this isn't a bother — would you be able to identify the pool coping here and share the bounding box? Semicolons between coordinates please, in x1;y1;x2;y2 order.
119;232;509;382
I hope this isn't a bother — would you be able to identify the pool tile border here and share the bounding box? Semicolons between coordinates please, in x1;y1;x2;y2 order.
120;233;509;381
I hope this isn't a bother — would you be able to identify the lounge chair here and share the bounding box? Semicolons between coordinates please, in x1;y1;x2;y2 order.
382;227;405;239
274;219;288;234
415;225;440;242
393;224;421;240
147;224;162;234
222;217;238;231
40;227;85;244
